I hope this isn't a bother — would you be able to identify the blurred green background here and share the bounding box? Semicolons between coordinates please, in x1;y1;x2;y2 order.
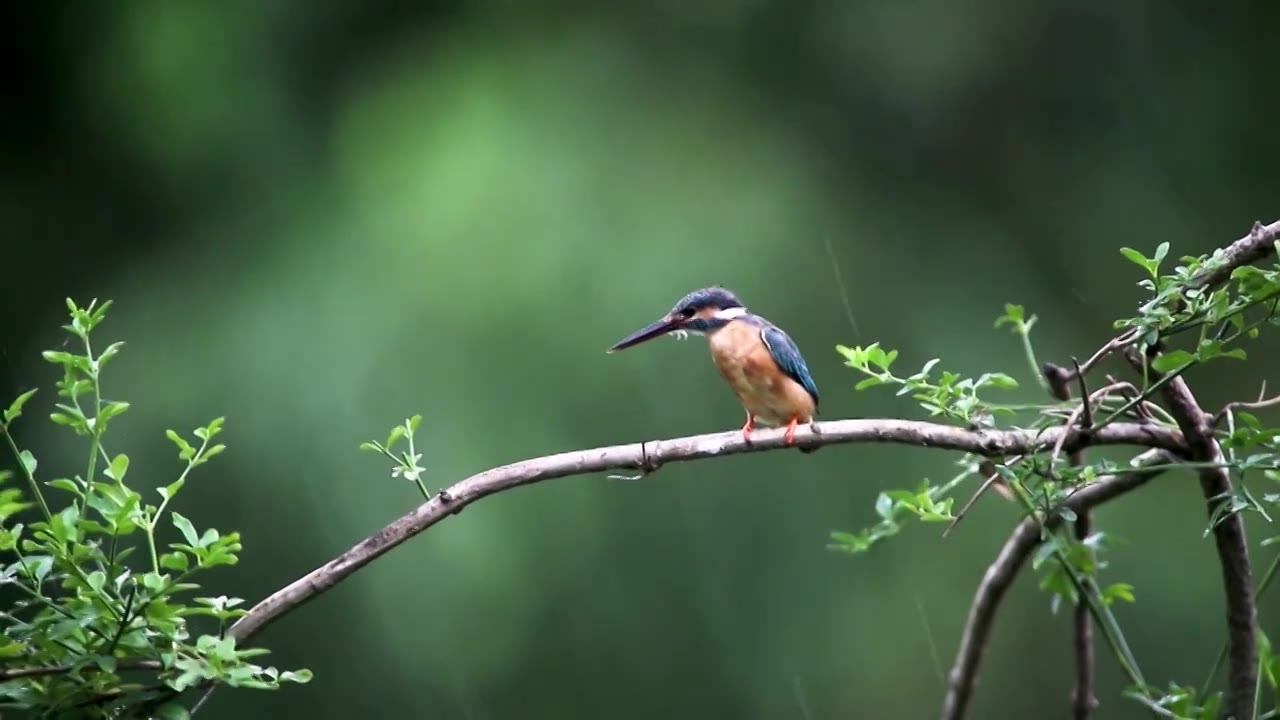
3;2;1279;718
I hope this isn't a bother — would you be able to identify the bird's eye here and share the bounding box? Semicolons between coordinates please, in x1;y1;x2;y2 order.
680;307;697;319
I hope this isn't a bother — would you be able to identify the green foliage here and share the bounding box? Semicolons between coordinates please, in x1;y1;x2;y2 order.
360;414;433;501
0;299;310;717
837;342;1019;423
830;240;1280;718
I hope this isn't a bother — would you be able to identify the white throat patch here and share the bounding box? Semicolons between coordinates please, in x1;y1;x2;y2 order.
669;306;746;341
714;306;747;320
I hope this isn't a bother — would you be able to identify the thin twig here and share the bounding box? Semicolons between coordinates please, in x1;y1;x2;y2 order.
1072;358;1093;429
1039;363;1100;717
1045;362;1100;720
0;659;162;681
191;684;217;716
944;455;1023;538
1213;380;1280;427
1047;382;1130;481
1073;333;1135;381
1104;375;1173;424
1127;347;1258;720
939;449;1174;720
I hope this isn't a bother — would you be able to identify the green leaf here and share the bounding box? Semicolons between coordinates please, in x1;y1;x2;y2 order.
385;425;406;451
0;639;28;658
49;411;81;428
1150;350;1195;373
98;401;131;423
981;373;1019;390
41;350;76;366
1119;247;1155;276
86;570;106;592
160;478;185;501
165;429;195;460
104;454;130;482
1103;582;1136;604
205;416;225;437
1199;691;1222;720
160;551;190;572
26;555;52;583
3;388;38;423
169;666;207;693
97;341;125;366
52;504;81;543
171;512;200;547
874;493;895;520
153;703;192;720
141;572;167;593
1153;241;1169;265
854;376;884;391
994;303;1024;328
46;477;82;495
280;669;313;683
18;450;36;476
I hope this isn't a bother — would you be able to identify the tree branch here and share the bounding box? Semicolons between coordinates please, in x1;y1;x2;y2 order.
0;659;161;681
1192;219;1280;292
940;449;1175;720
1044;362;1099;720
225;419;1183;644
1127;348;1258;720
1072;219;1280;380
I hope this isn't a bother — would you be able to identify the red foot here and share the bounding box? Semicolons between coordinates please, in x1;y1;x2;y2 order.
783;417;799;445
741;413;755;441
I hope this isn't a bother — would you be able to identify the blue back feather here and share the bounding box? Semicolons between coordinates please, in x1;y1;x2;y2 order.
758;322;820;408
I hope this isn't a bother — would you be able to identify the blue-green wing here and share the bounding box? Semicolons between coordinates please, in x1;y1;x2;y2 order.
760;325;820;407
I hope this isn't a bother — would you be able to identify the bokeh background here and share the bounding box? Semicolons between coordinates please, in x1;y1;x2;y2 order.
4;2;1280;718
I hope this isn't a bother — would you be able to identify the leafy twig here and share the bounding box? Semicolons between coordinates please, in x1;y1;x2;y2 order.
0;422;51;521
940;450;1173;720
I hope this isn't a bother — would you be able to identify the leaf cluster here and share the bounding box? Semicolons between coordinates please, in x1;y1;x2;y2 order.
829;241;1280;718
0;300;310;718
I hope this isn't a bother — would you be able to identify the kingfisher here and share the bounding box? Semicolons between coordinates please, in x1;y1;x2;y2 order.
607;287;820;451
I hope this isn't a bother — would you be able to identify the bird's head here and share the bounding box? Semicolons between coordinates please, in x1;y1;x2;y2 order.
607;286;747;353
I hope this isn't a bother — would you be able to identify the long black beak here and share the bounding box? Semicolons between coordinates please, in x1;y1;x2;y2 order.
607;315;681;353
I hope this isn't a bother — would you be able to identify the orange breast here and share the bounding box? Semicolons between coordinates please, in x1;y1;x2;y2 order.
707;321;815;426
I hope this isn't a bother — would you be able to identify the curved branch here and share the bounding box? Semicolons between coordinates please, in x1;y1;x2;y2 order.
226;418;1184;643
940;449;1175;720
1129;349;1258;720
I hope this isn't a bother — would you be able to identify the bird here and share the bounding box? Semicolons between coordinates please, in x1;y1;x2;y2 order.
607;286;820;451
